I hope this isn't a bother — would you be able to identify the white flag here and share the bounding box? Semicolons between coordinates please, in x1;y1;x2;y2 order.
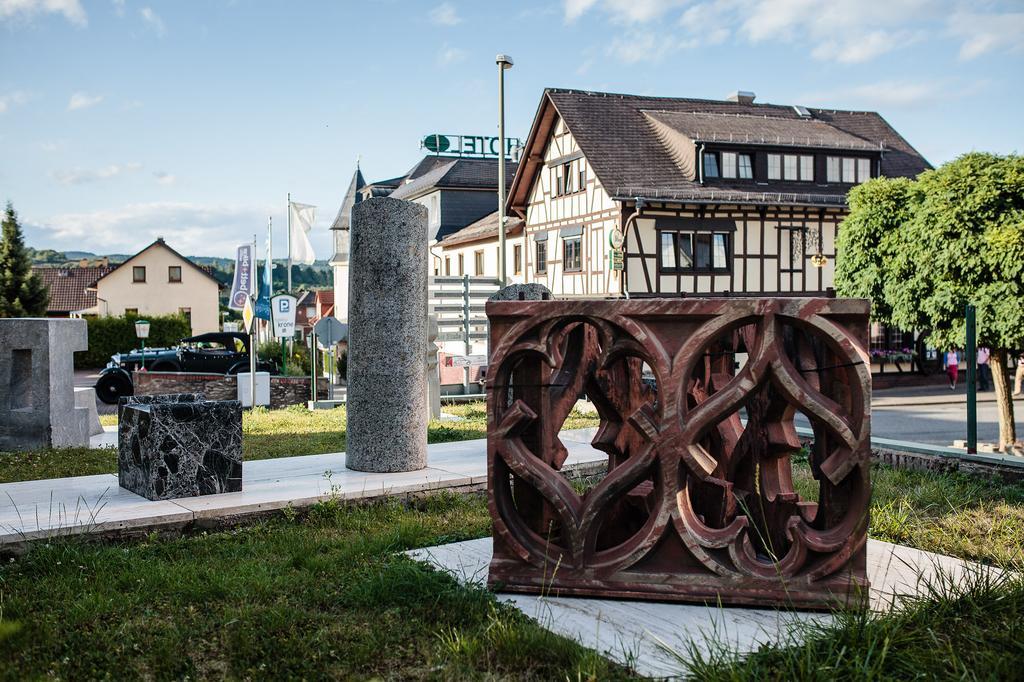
289;201;317;265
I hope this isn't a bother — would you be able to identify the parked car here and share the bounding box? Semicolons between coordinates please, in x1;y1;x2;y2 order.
94;332;278;404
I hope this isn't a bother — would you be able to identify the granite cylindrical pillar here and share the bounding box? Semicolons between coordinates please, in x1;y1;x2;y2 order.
345;197;429;472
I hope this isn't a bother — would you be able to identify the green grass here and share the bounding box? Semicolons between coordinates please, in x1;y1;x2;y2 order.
3;406;1024;678
684;568;1024;680
0;402;602;485
0;493;635;680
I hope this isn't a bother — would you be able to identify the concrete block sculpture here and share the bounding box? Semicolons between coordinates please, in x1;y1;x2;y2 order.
118;394;242;500
486;297;872;610
346;197;429;473
0;318;89;450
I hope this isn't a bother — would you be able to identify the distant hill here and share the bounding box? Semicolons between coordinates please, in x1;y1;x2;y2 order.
29;249;333;290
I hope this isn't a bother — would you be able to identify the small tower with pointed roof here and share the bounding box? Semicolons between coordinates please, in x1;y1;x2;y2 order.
329;163;365;321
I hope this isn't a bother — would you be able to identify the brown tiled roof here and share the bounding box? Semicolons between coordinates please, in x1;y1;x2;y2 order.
642;110;877;151
32;265;112;313
509;89;931;211
438;211;524;247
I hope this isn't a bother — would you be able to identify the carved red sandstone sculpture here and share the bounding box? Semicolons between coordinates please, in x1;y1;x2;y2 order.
485;298;871;610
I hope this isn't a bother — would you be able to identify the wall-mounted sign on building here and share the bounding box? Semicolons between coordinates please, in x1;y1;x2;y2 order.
421;133;523;158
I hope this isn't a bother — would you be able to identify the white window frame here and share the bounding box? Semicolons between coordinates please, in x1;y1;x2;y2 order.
738;153;753;179
767;154;781;180
721;151;737;179
783;155;798;181
826;157;841;183
800;155;814;182
842;157;856;183
857;158;871;182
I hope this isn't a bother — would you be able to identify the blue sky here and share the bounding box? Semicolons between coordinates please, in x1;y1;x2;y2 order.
2;0;1022;259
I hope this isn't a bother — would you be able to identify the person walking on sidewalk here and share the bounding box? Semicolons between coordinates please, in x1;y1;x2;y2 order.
977;346;992;391
944;349;961;390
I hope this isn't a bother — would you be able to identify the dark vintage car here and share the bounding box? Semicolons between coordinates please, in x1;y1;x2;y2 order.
94;332;278;404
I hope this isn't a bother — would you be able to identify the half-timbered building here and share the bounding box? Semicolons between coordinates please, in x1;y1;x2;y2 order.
504;88;930;298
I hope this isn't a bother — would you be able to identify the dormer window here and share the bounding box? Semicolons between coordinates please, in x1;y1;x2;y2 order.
703;152;719;178
827;156;873;184
800;155;814;181
738;154;753;179
783;155;798;180
857;158;870;182
767;154;781;180
842;158;855;183
721;152;737;178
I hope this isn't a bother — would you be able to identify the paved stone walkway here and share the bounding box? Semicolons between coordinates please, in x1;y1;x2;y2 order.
0;434;605;547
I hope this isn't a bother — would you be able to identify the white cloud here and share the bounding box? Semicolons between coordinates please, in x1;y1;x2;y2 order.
153;171;176;185
0;90;30;113
68;91;103;111
572;0;1023;65
568;0;684;23
29;202;274;256
428;2;461;26
139;6;164;36
810;29;924;64
607;30;679;63
947;10;1024;60
0;0;86;26
436;43;466;66
52;162;142;185
565;0;599;22
797;79;985;110
40;140;64;152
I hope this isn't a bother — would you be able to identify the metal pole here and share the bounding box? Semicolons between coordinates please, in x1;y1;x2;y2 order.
463;273;471;395
310;332;318;403
286;192;292;294
249;303;257;410
497;58;508;286
966;303;977;454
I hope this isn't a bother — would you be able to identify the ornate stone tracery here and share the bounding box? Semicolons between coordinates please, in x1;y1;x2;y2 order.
486;298;871;609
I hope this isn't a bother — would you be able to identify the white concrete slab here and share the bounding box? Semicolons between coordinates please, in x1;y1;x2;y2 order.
89;425;118;449
0;473;193;544
409;538;997;680
0;434;609;544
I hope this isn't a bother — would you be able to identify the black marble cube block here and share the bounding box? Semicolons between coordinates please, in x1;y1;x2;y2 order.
118;394;242;500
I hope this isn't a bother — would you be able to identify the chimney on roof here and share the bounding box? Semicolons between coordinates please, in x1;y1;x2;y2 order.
726;91;756;105
78;258;89;268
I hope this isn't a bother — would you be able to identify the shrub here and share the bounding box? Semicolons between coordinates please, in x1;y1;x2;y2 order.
77;313;191;369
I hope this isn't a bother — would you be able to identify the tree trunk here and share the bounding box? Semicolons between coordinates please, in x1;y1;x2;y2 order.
990;349;1017;452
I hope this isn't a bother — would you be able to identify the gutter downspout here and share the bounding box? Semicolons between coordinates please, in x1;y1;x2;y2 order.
621;197;646;300
697;142;706;184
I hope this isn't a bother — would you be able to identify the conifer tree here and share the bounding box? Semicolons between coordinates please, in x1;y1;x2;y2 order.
0;202;49;317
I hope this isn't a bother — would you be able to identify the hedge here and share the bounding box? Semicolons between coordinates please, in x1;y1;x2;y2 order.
76;313;192;369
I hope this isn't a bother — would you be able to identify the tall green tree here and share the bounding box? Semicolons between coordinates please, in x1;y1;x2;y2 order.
0;203;49;318
837;153;1024;451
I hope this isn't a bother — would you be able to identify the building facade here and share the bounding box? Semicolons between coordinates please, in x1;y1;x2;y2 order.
91;238;222;335
329;151;518;320
489;88;930;298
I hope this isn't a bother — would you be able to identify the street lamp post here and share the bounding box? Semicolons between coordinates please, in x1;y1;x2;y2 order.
135;319;151;371
496;53;513;286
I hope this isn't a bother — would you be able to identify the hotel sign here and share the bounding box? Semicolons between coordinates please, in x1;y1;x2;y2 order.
421;133;523;158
